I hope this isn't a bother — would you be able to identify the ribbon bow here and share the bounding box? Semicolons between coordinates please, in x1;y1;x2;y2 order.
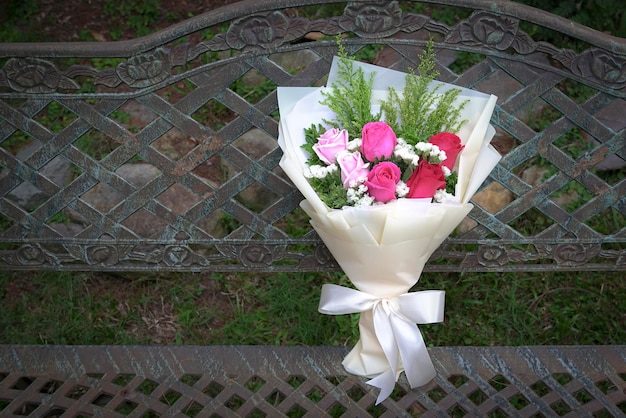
318;284;444;404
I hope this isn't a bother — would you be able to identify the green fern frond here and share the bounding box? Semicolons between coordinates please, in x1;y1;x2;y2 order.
380;40;468;144
319;41;381;136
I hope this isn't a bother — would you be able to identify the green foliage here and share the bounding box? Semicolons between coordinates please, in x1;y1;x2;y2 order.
513;0;625;53
3;0;39;22
319;41;381;137
229;76;277;104
301;123;327;165
517;0;625;38
0;0;40;42
103;0;160;38
307;174;350;209
380;41;468;144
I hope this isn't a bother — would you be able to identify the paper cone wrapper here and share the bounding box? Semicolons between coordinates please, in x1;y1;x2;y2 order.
305;198;471;375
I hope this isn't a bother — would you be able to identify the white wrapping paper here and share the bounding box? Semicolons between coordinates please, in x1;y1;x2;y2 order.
277;57;500;403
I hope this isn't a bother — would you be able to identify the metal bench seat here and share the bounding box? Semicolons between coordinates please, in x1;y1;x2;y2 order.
2;345;625;417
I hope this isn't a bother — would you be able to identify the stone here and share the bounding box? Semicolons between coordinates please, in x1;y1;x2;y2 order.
80;163;161;214
233;128;276;159
81;183;124;213
233;128;279;211
115;163;161;188
271;49;319;72
458;182;514;234
242;50;319;85
521;165;550;186
586;100;626;171
6;141;73;210
472;182;515;214
374;31;457;70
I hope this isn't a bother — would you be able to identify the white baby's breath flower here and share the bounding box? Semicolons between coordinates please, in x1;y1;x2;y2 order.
433;189;454;203
348;177;367;189
442;166;452;177
304;163;337;179
415;142;447;163
414;142;432;153
347;138;362;151
354;194;375;207
393;138;420;165
346;181;374;206
396;181;409;198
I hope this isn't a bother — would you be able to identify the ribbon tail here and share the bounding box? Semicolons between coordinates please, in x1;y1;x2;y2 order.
368;303;401;404
366;369;397;405
392;318;437;388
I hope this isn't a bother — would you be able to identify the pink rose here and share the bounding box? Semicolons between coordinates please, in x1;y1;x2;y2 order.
428;132;464;170
337;151;370;188
313;128;348;164
406;160;447;199
361;121;397;162
365;162;401;203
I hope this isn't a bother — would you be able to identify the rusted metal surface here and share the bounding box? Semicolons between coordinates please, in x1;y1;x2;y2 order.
0;0;625;272
0;345;624;417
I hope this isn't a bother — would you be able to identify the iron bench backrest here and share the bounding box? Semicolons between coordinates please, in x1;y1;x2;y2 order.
0;0;624;273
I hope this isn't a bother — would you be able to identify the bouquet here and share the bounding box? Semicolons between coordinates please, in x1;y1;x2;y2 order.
278;43;500;404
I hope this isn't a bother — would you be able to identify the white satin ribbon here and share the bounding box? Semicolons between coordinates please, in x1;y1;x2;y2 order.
318;284;444;404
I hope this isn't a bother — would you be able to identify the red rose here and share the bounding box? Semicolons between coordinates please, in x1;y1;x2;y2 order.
365;162;401;203
361;121;397;162
406;160;446;199
428;132;464;170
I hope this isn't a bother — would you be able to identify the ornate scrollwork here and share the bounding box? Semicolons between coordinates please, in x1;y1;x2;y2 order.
552;243;601;266
163;245;190;266
0;58;79;93
570;49;626;89
241;245;273;266
116;48;172;88
210;12;309;50
338;1;404;38
0;241;622;270
226;12;289;49
94;44;189;88
16;244;47;266
476;245;509;267
446;11;536;54
86;245;119;266
314;244;335;265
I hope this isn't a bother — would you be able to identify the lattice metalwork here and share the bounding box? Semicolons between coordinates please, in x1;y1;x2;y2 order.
0;345;624;417
0;0;624;271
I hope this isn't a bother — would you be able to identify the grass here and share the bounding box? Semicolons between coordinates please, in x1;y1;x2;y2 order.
1;269;624;346
0;1;624;349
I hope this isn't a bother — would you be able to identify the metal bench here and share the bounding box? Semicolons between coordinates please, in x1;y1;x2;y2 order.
1;0;624;416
